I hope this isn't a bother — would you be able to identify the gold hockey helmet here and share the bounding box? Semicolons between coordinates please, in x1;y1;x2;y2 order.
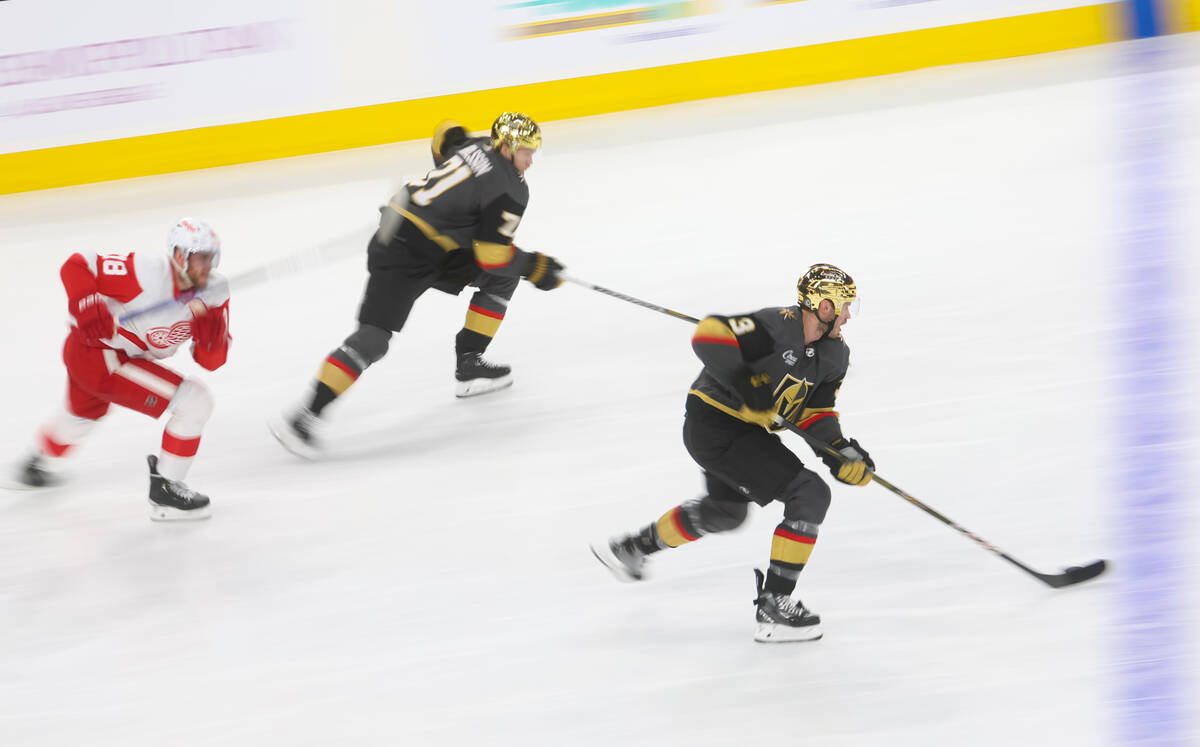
491;112;542;152
797;263;856;315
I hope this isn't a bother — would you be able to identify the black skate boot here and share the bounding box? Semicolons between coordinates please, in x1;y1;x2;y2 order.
753;568;822;642
590;535;647;582
7;453;59;490
454;352;513;398
147;455;211;521
268;407;321;459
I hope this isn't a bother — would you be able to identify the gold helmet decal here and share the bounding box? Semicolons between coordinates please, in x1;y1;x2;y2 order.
797;263;856;314
491;112;542;152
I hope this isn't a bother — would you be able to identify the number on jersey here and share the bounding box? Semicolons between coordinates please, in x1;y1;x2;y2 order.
409;155;471;207
99;254;128;276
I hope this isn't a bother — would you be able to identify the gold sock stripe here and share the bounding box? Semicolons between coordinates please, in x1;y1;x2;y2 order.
655;506;699;548
464;305;504;337
770;526;817;566
318;359;358;396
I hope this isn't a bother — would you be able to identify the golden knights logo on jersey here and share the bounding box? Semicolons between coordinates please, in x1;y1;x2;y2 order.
770;373;813;431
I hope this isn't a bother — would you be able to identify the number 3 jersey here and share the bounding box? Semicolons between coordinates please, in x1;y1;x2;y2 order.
375;135;543;283
61;250;230;362
688;306;851;444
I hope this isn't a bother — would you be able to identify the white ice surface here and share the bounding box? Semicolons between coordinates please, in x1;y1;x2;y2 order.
1;39;1198;747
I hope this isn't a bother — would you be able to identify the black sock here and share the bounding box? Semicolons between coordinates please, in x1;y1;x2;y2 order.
456;328;491;358
308;382;337;416
633;524;663;555
764;569;797;596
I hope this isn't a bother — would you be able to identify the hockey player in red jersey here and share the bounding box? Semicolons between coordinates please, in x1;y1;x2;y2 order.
270;112;565;458
591;264;873;642
14;218;232;521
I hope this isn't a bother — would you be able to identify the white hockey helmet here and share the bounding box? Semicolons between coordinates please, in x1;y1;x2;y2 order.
167;218;221;269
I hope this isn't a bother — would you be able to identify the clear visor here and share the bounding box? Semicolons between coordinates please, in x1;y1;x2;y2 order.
181;249;219;270
830;291;860;318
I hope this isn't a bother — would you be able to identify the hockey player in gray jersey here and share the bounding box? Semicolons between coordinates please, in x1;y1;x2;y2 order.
271;112;565;457
591;264;874;642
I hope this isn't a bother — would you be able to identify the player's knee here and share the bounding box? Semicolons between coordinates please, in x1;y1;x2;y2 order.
781;470;832;525
168;379;214;427
477;273;519;300
696;495;749;533
344;324;391;366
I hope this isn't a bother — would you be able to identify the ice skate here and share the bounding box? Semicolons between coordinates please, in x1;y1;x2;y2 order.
268;407;322;459
454;352;513;398
3;453;61;490
753;569;822;642
590;535;647;582
147;455;211;521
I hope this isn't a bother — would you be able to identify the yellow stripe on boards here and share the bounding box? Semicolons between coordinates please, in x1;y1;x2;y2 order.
0;4;1124;195
1174;0;1200;31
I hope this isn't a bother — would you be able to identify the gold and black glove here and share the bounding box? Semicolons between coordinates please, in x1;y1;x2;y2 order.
821;437;874;486
526;252;564;291
733;368;775;427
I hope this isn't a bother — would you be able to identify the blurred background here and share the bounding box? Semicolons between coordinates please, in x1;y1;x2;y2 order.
1;2;1197;745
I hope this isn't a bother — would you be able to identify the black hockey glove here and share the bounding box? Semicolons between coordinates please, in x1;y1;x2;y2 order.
526;252;564;291
820;437;874;486
733;368;776;426
432;121;468;165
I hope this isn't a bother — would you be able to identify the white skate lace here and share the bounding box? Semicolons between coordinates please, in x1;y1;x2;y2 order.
463;354;505;372
168;481;200;502
768;593;806;618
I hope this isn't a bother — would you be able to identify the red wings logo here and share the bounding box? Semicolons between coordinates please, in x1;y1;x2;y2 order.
145;321;193;349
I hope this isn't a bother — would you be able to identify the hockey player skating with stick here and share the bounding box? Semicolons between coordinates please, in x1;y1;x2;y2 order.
591;264;873;642
11;219;231;521
271;112;566;458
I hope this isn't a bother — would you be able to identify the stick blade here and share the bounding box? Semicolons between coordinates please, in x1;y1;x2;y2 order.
1040;559;1108;588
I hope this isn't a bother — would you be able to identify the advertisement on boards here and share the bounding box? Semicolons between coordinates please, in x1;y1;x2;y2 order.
0;0;314;153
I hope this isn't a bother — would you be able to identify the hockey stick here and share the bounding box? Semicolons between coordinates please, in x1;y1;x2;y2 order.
772;415;1107;589
118;223;374;324
562;275;699;324
568;276;1107;588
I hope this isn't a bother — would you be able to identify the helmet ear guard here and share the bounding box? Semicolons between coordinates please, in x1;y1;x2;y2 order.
490;112;542;152
797;263;856;315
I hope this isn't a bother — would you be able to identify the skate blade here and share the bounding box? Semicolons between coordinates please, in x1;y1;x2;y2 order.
754;622;823;643
0;476;61;492
267;418;320;460
148;500;212;522
455;374;513;398
589;541;643;582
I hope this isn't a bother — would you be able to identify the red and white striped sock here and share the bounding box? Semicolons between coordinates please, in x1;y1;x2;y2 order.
157;430;201;482
36;409;98;468
156;380;212;482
